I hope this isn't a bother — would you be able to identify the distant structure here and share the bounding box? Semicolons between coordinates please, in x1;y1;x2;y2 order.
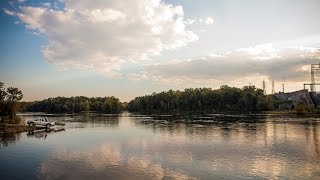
275;63;320;109
310;64;320;92
272;80;275;94
275;89;316;108
262;80;266;94
303;63;320;92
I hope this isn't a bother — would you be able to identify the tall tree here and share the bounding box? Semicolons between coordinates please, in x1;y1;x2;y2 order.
6;87;23;102
6;87;23;120
0;83;24;123
0;82;6;119
0;82;6;102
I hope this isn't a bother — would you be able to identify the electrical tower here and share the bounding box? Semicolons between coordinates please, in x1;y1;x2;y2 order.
310;63;320;92
272;80;275;94
262;80;266;94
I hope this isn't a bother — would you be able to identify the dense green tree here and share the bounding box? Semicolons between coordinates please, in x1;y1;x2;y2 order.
0;82;24;123
6;87;23;119
0;82;6;102
0;82;6;120
26;96;122;114
128;85;281;113
2;81;293;117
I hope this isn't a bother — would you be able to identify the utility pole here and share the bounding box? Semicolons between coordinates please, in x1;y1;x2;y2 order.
272;80;275;94
311;64;316;92
262;80;266;95
282;83;284;93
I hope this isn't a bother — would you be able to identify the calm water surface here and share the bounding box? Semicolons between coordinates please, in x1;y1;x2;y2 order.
0;112;319;179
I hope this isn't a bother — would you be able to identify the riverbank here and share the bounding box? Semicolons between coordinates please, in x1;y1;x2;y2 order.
0;123;36;136
130;110;308;116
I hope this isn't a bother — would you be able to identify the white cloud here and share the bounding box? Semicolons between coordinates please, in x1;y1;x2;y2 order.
10;0;198;76
4;9;15;16
42;2;51;8
205;17;214;25
185;17;214;26
236;43;280;60
144;44;320;85
185;18;195;25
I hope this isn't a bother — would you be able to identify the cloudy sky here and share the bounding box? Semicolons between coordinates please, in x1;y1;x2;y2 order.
1;0;320;101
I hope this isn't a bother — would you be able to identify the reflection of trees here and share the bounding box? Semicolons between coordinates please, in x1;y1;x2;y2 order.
313;122;319;155
20;113;121;129
135;115;266;141
0;133;20;147
136;115;318;178
70;114;120;128
3;114;319;179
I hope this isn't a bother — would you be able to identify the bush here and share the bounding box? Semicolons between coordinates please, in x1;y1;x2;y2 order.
295;103;309;115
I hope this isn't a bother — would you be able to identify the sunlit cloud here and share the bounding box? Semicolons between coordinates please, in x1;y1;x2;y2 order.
7;0;198;77
185;17;215;26
3;8;15;16
143;44;320;87
204;17;214;25
4;0;320;96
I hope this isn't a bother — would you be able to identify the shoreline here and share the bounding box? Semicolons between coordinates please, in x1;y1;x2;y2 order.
0;123;36;136
2;110;318;136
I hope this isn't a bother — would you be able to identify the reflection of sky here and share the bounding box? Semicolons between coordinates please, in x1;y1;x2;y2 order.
1;114;320;179
39;141;194;180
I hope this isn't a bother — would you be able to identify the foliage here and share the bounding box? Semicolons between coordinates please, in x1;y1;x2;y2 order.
25;96;122;114
295;103;309;115
0;82;23;123
6;87;23;102
1;81;296;116
128;85;282;113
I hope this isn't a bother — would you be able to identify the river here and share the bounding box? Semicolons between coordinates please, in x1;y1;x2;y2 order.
0;112;319;179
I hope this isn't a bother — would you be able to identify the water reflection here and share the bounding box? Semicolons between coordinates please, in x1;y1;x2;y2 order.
0;133;21;147
134;115;266;141
0;113;319;179
134;115;320;179
19;113;120;129
27;128;65;140
38;141;195;180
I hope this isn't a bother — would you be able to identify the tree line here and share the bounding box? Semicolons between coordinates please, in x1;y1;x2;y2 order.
25;96;123;114
128;85;285;113
1;81;290;120
0;82;23;123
